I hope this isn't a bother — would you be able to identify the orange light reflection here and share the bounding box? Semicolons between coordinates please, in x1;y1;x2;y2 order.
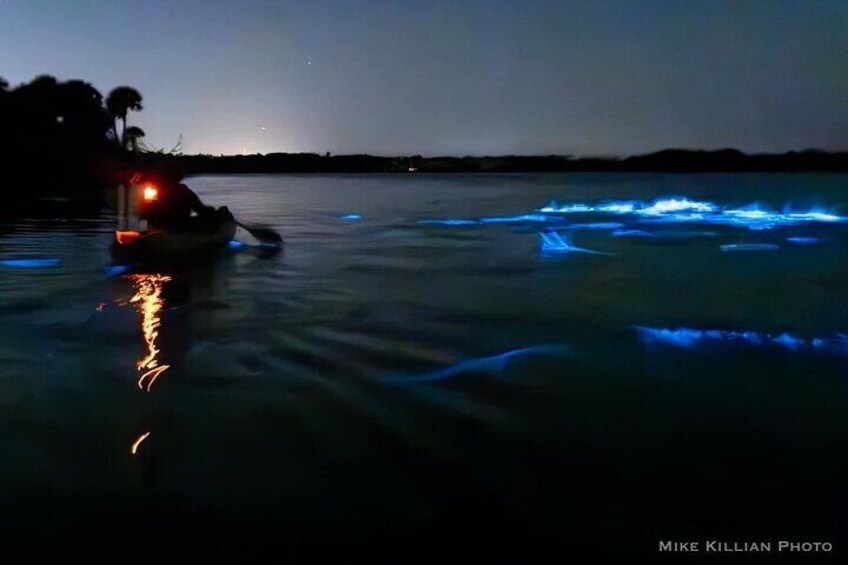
131;431;150;455
139;364;170;391
126;274;171;392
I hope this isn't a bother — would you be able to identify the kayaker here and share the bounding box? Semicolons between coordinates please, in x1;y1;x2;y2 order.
139;177;219;232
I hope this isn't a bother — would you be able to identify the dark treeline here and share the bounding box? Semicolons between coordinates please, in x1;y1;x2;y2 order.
170;148;848;175
0;74;144;202
2;74;848;205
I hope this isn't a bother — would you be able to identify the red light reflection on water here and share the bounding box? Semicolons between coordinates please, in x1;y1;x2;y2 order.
126;274;172;392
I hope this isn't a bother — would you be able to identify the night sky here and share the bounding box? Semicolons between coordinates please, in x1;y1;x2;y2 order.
1;0;846;156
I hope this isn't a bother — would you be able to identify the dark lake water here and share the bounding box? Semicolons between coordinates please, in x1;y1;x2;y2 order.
2;173;847;559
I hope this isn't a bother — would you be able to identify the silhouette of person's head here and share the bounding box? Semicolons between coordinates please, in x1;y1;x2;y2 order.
136;162;185;191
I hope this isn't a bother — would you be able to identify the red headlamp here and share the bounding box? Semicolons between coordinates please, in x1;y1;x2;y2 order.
143;185;159;202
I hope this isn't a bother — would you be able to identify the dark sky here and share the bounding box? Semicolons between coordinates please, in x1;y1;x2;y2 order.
1;0;846;156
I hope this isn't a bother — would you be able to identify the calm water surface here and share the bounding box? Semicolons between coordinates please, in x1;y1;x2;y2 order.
1;173;847;558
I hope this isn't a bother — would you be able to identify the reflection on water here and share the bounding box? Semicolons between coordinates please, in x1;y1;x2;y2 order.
124;273;171;459
131;431;151;456
126;274;171;392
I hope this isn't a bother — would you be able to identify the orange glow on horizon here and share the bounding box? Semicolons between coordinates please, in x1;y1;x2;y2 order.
127;274;171;392
131;431;150;455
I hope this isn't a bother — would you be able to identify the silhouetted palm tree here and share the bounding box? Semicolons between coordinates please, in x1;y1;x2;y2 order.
124;126;146;152
106;86;143;148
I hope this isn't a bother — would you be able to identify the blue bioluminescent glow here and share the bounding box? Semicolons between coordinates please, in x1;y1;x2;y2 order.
786;237;821;245
596;201;639;214
389;344;572;383
639;198;719;216
720;243;781;252
612;229;652;237
636;326;848;356
539;231;606;255
566;222;625;230
538;197;847;231
786;211;841;223
421;197;847;233
539;202;593;213
106;264;132;277
479;213;553;224
417;219;480;226
228;240;248;250
540;197;713;216
0;258;61;268
419;213;563;226
339;214;363;221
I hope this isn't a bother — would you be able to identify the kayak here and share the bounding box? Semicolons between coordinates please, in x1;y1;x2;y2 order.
111;208;237;265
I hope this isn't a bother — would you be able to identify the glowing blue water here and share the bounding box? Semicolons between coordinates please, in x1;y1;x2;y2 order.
720;243;781;252
636;326;848;356
786;237;821;245
539;197;846;230
417;218;480;226
611;229;652;238
0;258;61;268
539;231;606;256
420;196;847;234
479;213;553;224
566;222;625;230
105;264;132;277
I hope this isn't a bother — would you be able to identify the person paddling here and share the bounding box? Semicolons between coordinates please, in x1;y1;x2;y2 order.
137;174;232;233
118;166;281;252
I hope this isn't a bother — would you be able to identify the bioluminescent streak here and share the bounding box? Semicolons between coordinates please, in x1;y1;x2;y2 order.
540;231;607;255
131;431;150;455
540;197;715;215
565;222;625;230
419;214;563;226
420;197;846;232
106;264;132;277
127;274;171;392
538;197;846;230
418;219;480;226
388;344;572;383
611;229;652;237
228;239;277;251
541;203;594;213
640;198;719;215
339;213;363;220
786;237;821;245
636;326;848;356
479;213;553;224
720;243;780;252
612;229;718;239
418;214;563;226
0;258;61;268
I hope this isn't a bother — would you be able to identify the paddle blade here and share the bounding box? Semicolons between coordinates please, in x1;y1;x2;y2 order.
238;222;283;244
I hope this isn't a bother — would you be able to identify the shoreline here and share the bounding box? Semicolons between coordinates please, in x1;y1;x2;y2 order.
160;148;848;175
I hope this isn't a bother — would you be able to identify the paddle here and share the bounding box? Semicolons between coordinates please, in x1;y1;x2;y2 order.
236;221;283;245
234;221;283;258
